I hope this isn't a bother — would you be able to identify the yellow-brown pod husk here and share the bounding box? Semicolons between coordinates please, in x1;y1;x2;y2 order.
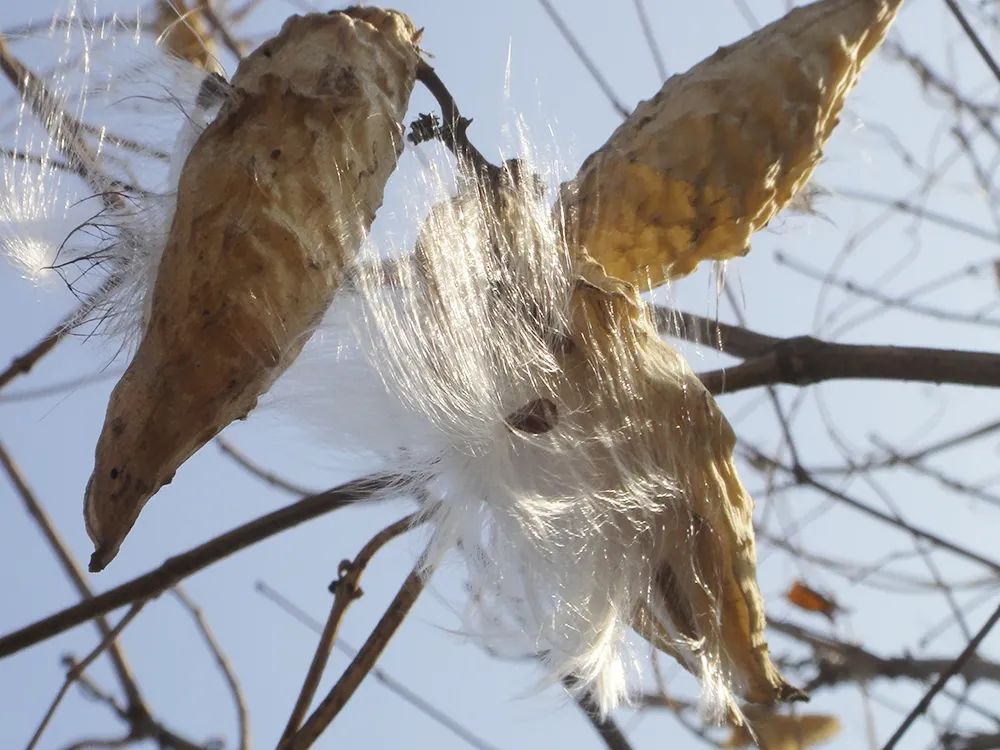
84;8;420;571
559;261;800;711
726;709;841;749
560;0;902;289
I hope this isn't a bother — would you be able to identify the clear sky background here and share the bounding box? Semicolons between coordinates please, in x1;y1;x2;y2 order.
2;1;1000;749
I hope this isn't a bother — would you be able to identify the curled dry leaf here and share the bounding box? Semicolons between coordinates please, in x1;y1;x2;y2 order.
786;580;843;621
84;8;421;571
559;0;903;289
725;708;841;750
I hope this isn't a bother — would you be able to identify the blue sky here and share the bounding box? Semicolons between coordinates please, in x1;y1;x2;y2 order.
2;1;1000;748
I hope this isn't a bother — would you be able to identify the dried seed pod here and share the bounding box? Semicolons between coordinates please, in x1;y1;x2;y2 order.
556;265;802;715
358;164;797;715
559;0;902;289
84;8;420;571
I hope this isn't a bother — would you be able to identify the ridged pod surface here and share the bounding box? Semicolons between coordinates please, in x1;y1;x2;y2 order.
84;8;420;571
560;0;902;288
557;263;802;713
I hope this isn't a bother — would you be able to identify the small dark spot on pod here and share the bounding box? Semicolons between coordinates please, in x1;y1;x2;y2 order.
506;398;559;435
270;148;282;159
110;467;120;479
550;333;576;355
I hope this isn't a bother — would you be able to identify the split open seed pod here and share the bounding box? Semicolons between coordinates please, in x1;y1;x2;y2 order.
556;263;803;716
84;8;420;571
726;708;841;749
559;0;902;289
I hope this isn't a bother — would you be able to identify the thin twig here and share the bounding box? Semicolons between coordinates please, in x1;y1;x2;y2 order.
770;618;1000;687
278;514;418;746
0;472;401;658
60;735;133;750
256;582;498;750
65;669;207;750
778;252;1000;329
746;448;1000;575
882;601;1000;749
288;561;431;750
631;0;666;80
215;437;318;496
535;0;630;118
26;602;146;750
564;678;634;750
171;586;249;750
834;186;1000;244
198;0;244;59
413;61;501;182
0;309;83;392
941;0;1000;86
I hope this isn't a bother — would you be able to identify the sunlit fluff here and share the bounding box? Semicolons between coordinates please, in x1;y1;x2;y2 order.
1;3;221;341
283;136;744;718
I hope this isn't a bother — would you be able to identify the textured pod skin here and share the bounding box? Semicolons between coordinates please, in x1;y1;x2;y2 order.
85;9;420;570
556;263;800;711
560;0;902;289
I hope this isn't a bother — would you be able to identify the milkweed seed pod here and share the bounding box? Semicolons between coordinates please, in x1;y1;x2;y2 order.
725;709;841;749
338;148;798;714
549;264;801;718
559;0;902;289
84;8;421;571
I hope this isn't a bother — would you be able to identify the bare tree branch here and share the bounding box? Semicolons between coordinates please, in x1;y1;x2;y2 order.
0;441;144;711
171;586;249;750
745;448;1000;575
0;472;401;658
699;337;1000;394
770;618;1000;688
940;0;1000;86
27;602;146;750
215;437;318;497
256;581;499;750
278;514;417;747
288;560;430;750
564;677;634;750
882;601;1000;749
